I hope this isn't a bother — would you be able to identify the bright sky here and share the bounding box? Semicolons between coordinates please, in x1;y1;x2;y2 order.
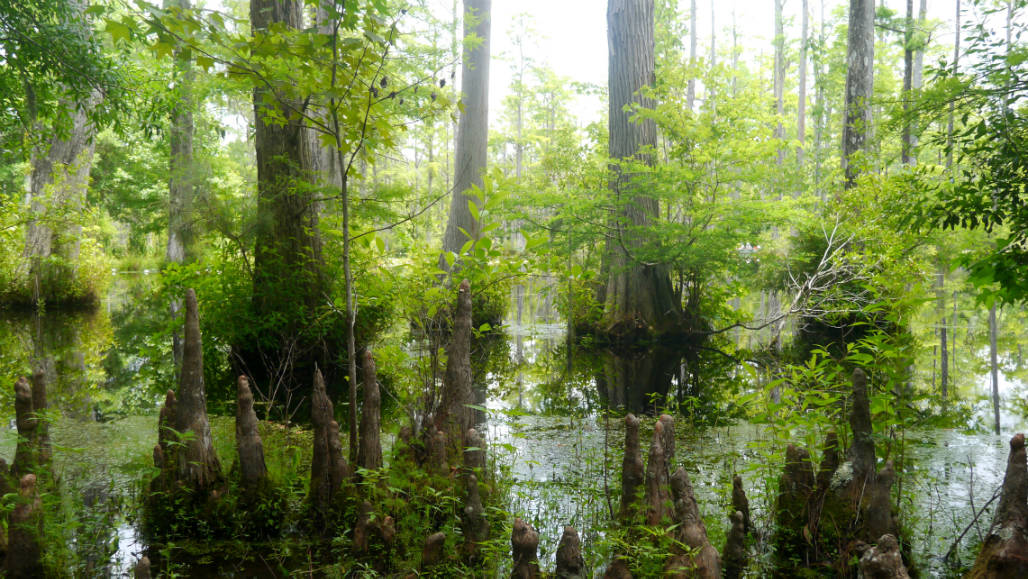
484;0;963;127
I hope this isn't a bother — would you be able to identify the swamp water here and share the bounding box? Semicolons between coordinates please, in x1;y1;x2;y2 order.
0;277;1024;577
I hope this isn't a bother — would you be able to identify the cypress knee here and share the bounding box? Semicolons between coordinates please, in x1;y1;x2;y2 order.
357;350;382;471
666;467;721;578
555;526;585;579
510;518;540;579
967;433;1028;578
174;289;223;492
619;413;644;522
6;474;42;579
310;367;349;524
235;375;268;488
723;511;747;579
731;474;751;535
644;420;671;525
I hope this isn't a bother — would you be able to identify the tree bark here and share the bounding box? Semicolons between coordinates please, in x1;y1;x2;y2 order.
23;94;97;305
798;0;809;166
936;266;948;400
441;0;491;268
165;0;196;376
605;0;680;337
175;289;223;492
901;0;915;165
687;0;697;111
356;350;382;471
990;304;1000;435
946;0;960;172
842;0;875;188
21;1;98;307
774;0;786;166
248;0;326;393
235;375;268;488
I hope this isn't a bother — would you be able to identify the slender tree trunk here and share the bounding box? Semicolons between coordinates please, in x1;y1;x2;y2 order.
842;0;875;189
936;266;948;400
687;0;697;111
605;0;680;337
441;0;491;269
813;0;827;199
946;0;960;172
991;305;1000;434
731;9;738;96
798;0;808;166
774;0;786;166
710;0;716;66
901;0;915;165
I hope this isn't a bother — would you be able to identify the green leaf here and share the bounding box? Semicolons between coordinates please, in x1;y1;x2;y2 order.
105;19;131;43
468;199;480;221
196;54;215;72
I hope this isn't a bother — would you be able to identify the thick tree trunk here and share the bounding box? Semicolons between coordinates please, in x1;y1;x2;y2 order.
436;280;474;448
842;0;875;188
441;0;491;268
165;0;195;266
23;95;97;305
605;0;680;337
248;0;326;395
165;0;195;375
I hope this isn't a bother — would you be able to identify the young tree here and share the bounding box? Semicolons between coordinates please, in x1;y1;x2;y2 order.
605;0;681;337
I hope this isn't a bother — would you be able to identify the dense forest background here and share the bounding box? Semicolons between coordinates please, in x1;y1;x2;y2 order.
1;0;1028;576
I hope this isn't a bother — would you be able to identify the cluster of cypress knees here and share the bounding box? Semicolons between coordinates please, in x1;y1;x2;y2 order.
2;282;1026;577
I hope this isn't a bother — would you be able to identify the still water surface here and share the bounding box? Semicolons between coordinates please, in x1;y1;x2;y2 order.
0;276;1023;577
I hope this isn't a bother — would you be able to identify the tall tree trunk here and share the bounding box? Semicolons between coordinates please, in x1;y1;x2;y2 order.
248;0;326;399
774;0;786;166
21;1;98;307
991;304;1000;435
813;0;827;200
166;0;196;376
901;0;915;165
23;96;96;305
709;0;716;66
936;266;948;400
605;0;680;337
687;0;697;111
798;0;809;166
842;0;875;189
440;0;491;269
946;0;960;172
